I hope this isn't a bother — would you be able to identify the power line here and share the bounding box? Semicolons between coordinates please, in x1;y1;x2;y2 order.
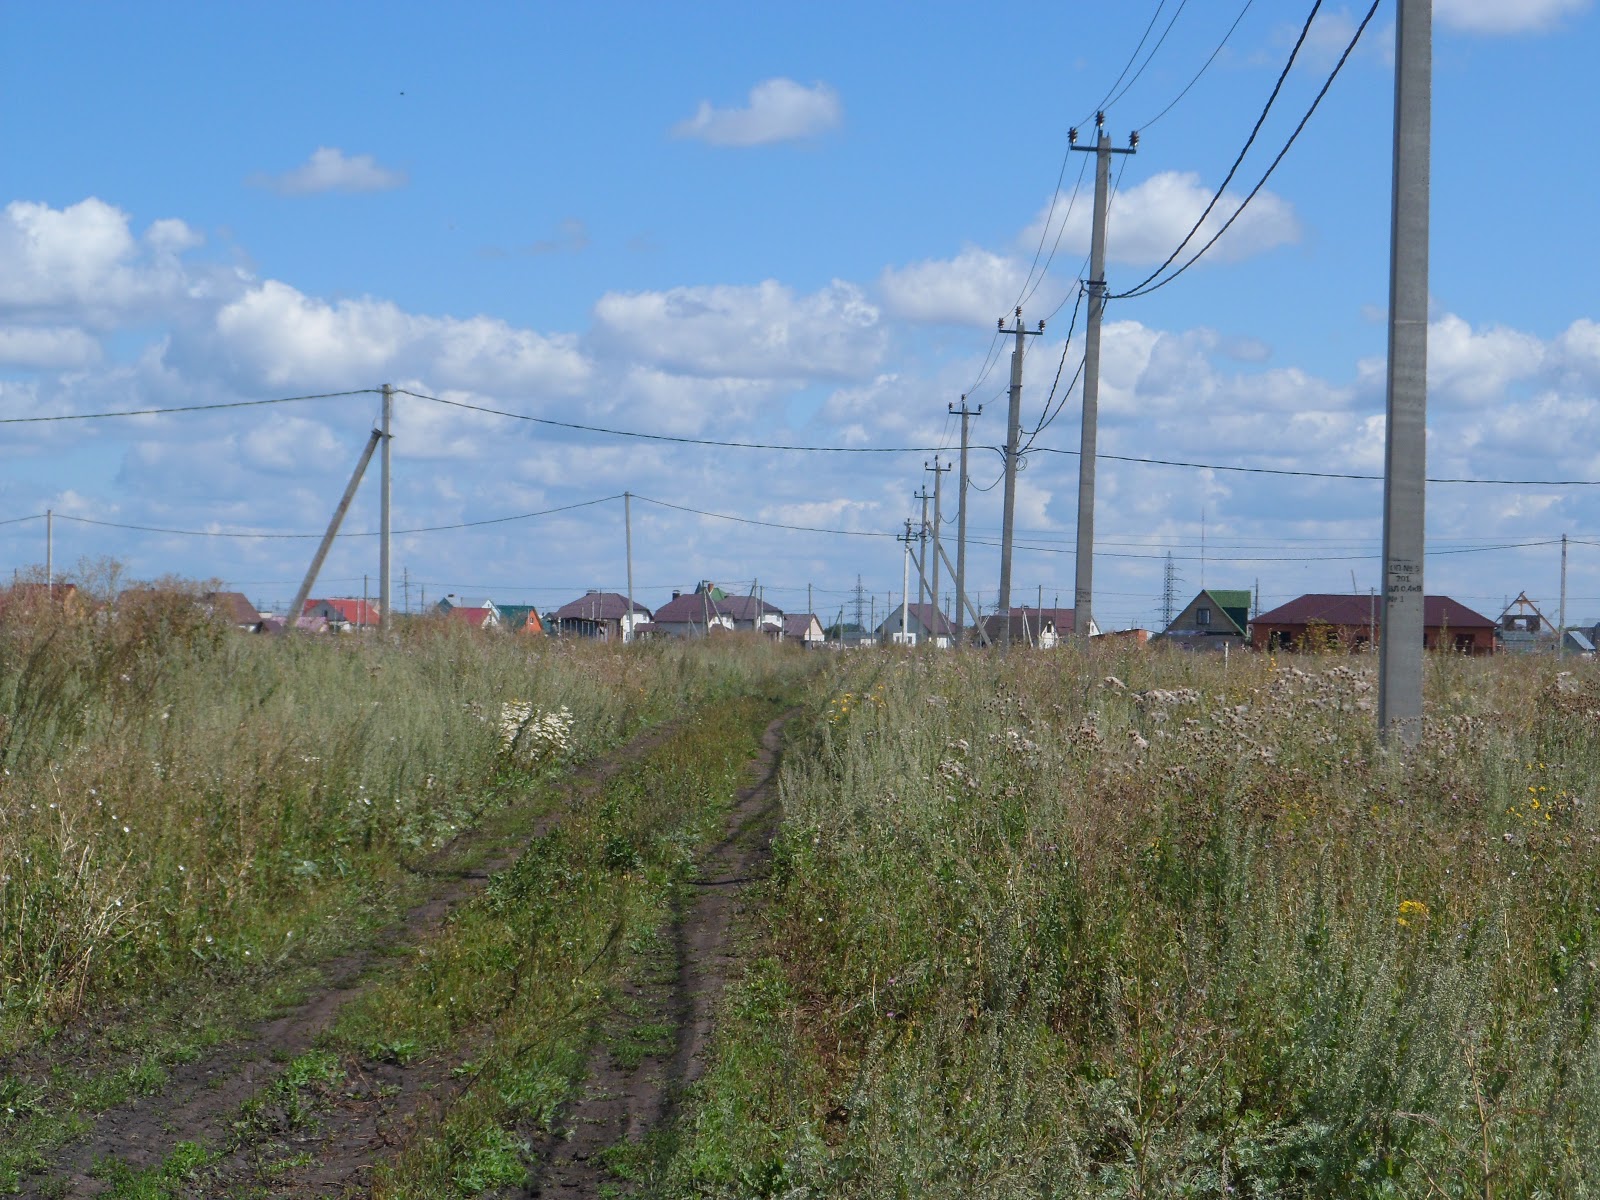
1139;0;1254;130
973;535;1562;565
53;495;623;540
395;389;946;454
1114;0;1380;300
1101;0;1190;114
1027;445;1600;487
632;494;895;539
1111;0;1323;300
0;389;380;424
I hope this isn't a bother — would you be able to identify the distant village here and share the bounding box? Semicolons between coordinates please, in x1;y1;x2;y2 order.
7;578;1587;657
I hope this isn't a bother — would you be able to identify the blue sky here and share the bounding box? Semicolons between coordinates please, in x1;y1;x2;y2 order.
1;0;1597;629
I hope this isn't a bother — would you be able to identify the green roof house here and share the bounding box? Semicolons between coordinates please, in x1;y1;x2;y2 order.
1160;588;1251;650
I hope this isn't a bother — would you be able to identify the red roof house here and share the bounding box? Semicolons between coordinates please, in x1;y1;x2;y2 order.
303;597;380;630
1251;593;1494;655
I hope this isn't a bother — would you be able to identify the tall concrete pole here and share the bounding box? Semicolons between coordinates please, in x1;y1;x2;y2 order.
45;508;52;594
1377;0;1431;745
915;485;931;608
380;383;392;634
950;397;980;645
997;313;1026;650
624;491;635;644
900;519;913;645
928;456;949;625
1071;119;1134;645
1559;533;1569;661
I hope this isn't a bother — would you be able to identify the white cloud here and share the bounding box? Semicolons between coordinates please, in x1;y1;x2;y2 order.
1428;314;1544;406
1437;0;1589;34
0;199;212;326
212;281;592;392
0;326;101;369
590;279;883;380
251;147;407;196
878;247;1028;326
1022;171;1301;269
672;78;842;147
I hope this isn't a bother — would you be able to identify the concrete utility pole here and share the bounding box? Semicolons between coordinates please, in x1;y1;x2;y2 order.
1070;113;1136;645
899;519;914;645
45;509;52;593
914;484;932;607
1377;0;1431;745
624;491;635;644
949;396;981;644
926;457;950;632
285;428;383;634
380;383;393;634
935;539;992;646
997;309;1044;649
1559;533;1569;661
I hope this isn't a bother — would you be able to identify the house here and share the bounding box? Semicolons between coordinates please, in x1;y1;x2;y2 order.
1159;589;1251;651
551;591;652;641
303;597;380;632
783;612;826;647
1496;592;1557;654
443;605;500;631
1251;593;1495;655
1097;627;1155;645
977;607;1096;647
714;593;785;635
876;602;956;648
652;587;735;638
494;604;545;635
1562;629;1596;657
204;590;265;631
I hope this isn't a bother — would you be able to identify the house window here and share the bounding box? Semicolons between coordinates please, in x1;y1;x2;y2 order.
1196;606;1211;627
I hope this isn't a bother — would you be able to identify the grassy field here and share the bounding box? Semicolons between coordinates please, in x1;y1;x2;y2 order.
0;597;813;1191
666;647;1600;1198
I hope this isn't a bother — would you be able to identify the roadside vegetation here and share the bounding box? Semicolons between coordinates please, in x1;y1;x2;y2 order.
0;590;812;1191
666;648;1600;1197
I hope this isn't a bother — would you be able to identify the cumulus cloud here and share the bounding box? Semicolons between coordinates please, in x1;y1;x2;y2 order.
672;78;842;147
0;326;101;369
250;147;407;196
1427;313;1544;406
1022;171;1301;269
878;248;1029;326
212;281;592;392
590;279;883;380
1437;0;1589;34
0;199;213;326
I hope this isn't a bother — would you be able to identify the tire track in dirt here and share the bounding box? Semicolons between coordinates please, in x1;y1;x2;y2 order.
17;717;689;1200
525;710;793;1198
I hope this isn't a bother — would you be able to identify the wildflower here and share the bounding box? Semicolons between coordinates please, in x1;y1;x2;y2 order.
1397;899;1429;927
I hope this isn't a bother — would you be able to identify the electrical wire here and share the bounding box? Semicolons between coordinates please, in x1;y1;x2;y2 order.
1085;2;1170;124
632;494;895;539
0;389;380;424
1101;0;1190;115
1111;0;1322;301
53;495;623;540
395;389;945;454
971;535;1563;565
1139;0;1254;130
1114;0;1380;300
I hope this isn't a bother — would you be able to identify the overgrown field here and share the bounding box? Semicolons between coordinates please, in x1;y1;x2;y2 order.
0;601;810;1190
670;649;1600;1198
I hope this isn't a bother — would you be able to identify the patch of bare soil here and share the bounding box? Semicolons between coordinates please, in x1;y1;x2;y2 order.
17;718;688;1200
524;711;792;1199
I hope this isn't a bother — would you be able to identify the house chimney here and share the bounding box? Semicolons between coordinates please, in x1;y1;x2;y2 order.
672;591;681;600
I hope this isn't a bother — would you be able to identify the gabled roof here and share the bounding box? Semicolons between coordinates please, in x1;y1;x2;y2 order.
1497;591;1552;628
306;597;380;625
444;606;496;628
878;602;955;638
653;593;729;624
1199;589;1251;635
495;603;544;632
1255;593;1494;629
205;591;260;625
783;613;821;638
980;607;1072;643
552;592;651;621
716;594;784;621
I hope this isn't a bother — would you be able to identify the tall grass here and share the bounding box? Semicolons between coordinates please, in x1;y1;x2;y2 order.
0;600;793;1045
669;648;1600;1197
